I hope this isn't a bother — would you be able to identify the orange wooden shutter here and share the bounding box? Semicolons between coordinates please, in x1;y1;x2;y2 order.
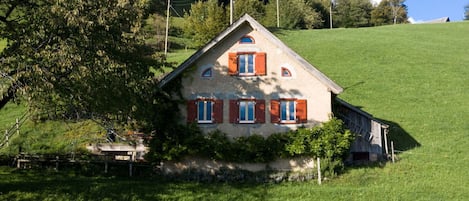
270;100;280;123
187;100;197;123
213;100;224;123
296;99;307;123
229;100;239;123
228;53;238;75
255;52;266;76
255;99;265;123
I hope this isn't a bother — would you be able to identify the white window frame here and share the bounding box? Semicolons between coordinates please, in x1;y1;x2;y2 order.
280;100;296;123
197;100;214;123
239;100;256;123
238;54;255;76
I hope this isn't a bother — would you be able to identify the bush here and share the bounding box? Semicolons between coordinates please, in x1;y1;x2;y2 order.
147;118;354;175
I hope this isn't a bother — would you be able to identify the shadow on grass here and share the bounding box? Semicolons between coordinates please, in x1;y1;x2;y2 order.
0;167;271;201
377;118;421;152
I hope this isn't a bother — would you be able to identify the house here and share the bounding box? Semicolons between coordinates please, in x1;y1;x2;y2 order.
158;14;388;165
159;14;342;138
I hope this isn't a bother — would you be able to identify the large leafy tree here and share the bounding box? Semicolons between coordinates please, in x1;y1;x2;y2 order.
0;0;166;126
183;0;228;48
334;0;373;28
465;3;469;20
263;0;323;29
371;0;407;26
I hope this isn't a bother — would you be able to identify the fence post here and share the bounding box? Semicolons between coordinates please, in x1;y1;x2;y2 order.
16;118;20;137
391;141;395;163
5;130;8;147
317;157;322;185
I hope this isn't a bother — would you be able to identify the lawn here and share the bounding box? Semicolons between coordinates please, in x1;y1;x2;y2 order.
1;21;469;200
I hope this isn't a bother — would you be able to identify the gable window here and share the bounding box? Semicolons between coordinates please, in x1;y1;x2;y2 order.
229;99;265;124
239;100;255;123
187;99;223;124
228;52;266;76
239;36;255;44
271;99;307;124
281;67;292;77
238;54;255;75
201;68;212;78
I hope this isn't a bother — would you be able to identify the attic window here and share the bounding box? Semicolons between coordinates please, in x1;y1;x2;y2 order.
239;36;255;44
281;67;292;77
201;68;212;78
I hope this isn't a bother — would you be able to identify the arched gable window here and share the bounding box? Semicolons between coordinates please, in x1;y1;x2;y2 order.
239;35;255;44
201;68;212;78
281;67;292;77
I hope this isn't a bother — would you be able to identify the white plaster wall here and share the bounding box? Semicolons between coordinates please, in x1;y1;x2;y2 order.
179;24;333;137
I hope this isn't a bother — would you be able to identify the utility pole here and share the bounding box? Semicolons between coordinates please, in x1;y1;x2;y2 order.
276;0;279;27
329;0;333;29
230;0;234;24
164;0;171;55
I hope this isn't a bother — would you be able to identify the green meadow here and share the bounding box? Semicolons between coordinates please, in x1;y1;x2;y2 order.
1;22;469;200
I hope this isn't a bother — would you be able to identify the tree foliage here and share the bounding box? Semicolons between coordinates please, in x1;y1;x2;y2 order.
183;0;228;48
0;0;167;127
334;0;373;28
264;0;323;29
465;3;469;20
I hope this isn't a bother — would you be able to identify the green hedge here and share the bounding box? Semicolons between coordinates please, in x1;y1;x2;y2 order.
147;118;354;174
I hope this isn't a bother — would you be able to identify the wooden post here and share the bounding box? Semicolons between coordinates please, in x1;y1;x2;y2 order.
5;130;8;147
16;118;20;137
129;162;133;177
55;156;59;172
104;161;108;174
383;125;389;158
391;141;395;163
317;157;322;185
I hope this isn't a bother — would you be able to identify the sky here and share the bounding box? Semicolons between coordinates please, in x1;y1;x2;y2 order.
371;0;468;23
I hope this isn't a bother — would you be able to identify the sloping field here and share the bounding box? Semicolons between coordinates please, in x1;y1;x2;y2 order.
278;21;469;199
0;22;468;200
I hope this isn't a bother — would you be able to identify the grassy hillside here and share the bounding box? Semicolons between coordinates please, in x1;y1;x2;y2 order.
277;22;469;199
1;22;468;200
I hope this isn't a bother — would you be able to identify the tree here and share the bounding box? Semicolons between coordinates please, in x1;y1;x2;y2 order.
0;0;166;126
264;0;323;29
371;0;407;26
334;0;373;28
183;0;228;48
465;3;469;20
233;0;266;21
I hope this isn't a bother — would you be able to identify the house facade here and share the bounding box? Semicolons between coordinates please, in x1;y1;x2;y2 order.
159;14;343;138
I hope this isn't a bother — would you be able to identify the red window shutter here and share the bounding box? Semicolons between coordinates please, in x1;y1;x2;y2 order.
213;100;224;123
270;100;280;123
187;100;197;123
296;99;307;123
255;99;266;123
229;100;239;123
255;52;266;76
228;53;238;75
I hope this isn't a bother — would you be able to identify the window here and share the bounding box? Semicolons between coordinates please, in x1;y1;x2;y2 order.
228;52;266;76
229;99;265;124
280;100;296;122
198;100;213;123
271;99;307;124
201;68;212;78
238;54;255;75
239;100;255;123
281;67;292;77
239;36;255;44
187;99;223;124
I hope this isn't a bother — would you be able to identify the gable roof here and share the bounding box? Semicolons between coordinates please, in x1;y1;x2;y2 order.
158;14;343;94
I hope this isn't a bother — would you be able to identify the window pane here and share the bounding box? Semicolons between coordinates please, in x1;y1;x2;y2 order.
198;101;205;121
240;37;253;43
202;68;212;77
247;54;254;73
239;55;246;73
289;101;295;120
239;101;246;121
248;102;254;120
280;101;287;120
206;102;212;121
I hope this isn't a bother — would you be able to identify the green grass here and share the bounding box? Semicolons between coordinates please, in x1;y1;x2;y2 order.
0;39;6;51
1;22;469;200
